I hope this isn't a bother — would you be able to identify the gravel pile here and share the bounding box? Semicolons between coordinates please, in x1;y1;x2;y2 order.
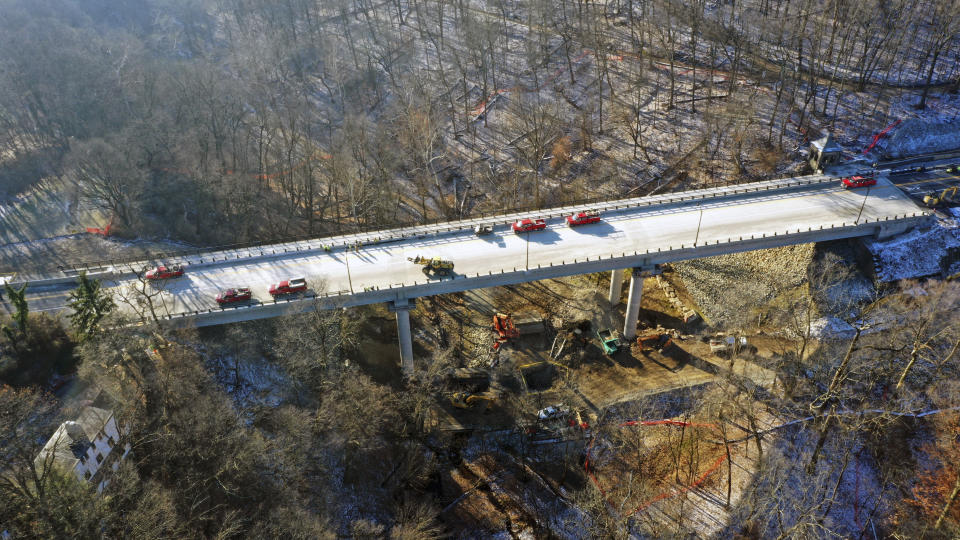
672;244;815;327
467;325;495;368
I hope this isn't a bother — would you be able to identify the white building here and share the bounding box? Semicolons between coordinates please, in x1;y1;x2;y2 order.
34;406;131;493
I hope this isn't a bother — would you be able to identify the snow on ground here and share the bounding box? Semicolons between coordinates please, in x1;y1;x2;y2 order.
876;116;960;159
865;213;960;282
808;317;857;340
204;353;290;410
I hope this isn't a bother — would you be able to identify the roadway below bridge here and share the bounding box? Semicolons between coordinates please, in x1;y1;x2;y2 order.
4;173;931;373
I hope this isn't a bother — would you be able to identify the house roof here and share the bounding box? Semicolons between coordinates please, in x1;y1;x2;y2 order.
811;132;843;154
34;407;113;474
76;407;112;441
35;422;87;472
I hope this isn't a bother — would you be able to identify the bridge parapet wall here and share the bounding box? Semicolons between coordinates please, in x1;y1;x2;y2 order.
159;212;929;329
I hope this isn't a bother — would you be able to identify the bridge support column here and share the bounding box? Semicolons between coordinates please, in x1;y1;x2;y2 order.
608;269;624;305
623;266;661;340
389;300;415;376
623;269;645;341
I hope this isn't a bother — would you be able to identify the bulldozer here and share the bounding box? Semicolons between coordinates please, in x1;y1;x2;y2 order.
492;312;520;350
924;186;958;208
408;255;454;276
449;391;495;411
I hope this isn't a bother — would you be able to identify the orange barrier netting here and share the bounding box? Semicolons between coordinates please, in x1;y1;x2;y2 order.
584;419;727;519
86;215;114;236
862;118;902;154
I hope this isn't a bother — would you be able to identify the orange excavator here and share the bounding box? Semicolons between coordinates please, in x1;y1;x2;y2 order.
492;312;520;350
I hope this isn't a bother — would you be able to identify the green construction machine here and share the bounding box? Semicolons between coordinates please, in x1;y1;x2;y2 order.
597;328;621;355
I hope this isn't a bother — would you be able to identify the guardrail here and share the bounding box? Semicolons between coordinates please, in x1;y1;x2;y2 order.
157;211;930;328
11;173;841;289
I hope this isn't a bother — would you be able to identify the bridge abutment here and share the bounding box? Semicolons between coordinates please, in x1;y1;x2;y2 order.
389;299;415;376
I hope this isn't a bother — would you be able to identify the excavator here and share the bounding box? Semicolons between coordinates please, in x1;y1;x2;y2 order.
492;312;520;350
449;391;495;411
637;333;673;353
924;186;958;208
408;255;455;276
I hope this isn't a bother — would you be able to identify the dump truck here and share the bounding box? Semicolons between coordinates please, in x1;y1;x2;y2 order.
597;328;621;355
408;255;454;275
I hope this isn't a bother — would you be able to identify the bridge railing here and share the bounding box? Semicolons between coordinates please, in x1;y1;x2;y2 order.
158;211;930;325
38;173;840;280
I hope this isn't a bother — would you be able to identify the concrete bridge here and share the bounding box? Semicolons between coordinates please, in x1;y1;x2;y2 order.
8;172;930;373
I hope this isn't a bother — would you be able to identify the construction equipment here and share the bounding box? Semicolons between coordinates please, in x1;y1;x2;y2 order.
408;255;454;276
709;334;748;354
492;312;520;350
924;186;958;208
449;392;495;411
597;328;621;355
637;333;673;352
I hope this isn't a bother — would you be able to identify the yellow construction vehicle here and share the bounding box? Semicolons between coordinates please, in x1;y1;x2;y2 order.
408;255;454;276
924;186;958;208
449;392;495;411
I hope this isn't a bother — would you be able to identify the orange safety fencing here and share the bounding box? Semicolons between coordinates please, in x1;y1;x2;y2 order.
862;118;902;154
86;215;114;236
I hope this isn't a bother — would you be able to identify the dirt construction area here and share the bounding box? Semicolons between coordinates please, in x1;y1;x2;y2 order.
401;272;721;426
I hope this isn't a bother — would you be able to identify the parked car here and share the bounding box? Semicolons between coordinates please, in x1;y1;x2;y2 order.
269;277;308;296
537;404;571;421
145;264;184;280
474;224;495;235
841;172;877;189
512;218;547;233
216;287;252;305
566;211;602;227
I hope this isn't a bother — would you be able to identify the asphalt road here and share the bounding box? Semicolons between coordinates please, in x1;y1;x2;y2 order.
4;175;923;322
888;167;960;204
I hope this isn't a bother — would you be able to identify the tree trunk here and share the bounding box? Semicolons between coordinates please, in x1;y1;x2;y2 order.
935;472;960;530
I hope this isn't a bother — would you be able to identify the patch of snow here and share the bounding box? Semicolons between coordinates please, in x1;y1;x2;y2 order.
809;317;857;340
876;117;960;159
864;217;960;282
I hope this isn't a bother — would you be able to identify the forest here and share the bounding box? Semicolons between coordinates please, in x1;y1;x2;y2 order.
2;0;960;537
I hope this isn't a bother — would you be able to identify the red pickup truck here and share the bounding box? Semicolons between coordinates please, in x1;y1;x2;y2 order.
145;264;184;280
512;218;547;233
269;277;308;296
566;211;601;226
841;172;877;189
216;287;253;305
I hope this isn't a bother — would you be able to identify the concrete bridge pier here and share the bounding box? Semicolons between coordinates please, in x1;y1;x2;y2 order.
608;269;624;305
389;299;415;375
623;266;662;341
